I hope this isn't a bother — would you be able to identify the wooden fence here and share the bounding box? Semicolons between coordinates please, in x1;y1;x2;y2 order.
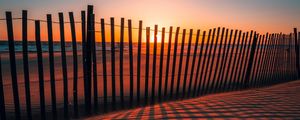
0;5;300;119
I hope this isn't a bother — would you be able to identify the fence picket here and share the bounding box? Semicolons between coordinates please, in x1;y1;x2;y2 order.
35;20;46;119
46;14;57;119
170;27;180;99
136;21;142;104
158;27;165;101
5;11;21;119
145;27;150;105
164;27;173;99
22;10;32;120
58;12;69;118
175;29;186;99
69;12;79;117
128;19;134;107
151;25;158;104
100;18;108;112
119;18;125;107
182;29;193;98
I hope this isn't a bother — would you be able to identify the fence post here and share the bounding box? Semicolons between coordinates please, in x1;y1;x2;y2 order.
0;55;6;120
58;12;69;119
151;25;158;104
182;29;193;98
100;18;108;112
158;27;165;101
89;14;98;112
244;34;258;88
128;19;134;107
85;6;93;114
145;27;150;105
5;11;21;119
21;10;32;120
170;27;180;99
164;26;173;99
175;29;186;99
46;14;57;119
35;20;46;119
294;28;300;78
193;31;206;97
119;18;125;107
137;21;143;104
69;12;79;117
110;17;116;110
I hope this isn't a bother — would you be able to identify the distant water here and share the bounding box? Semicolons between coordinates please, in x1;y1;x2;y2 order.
0;40;269;53
0;41;124;52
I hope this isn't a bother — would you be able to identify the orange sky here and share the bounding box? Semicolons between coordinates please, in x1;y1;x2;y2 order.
0;0;300;42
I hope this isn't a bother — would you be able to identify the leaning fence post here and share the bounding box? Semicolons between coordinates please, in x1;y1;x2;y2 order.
151;25;158;104
35;20;46;119
164;26;173;99
5;11;21;119
46;14;57;119
137;21;143;104
0;55;6;120
119;18;125;107
244;34;258;88
182;29;193;98
22;10;32;120
145;27;151;105
175;29;186;99
85;5;93;114
90;14;98;112
170;27;180;99
158;27;165;101
69;12;79;117
128;19;134;107
110;17;116;110
100;18;108;112
58;12;69;119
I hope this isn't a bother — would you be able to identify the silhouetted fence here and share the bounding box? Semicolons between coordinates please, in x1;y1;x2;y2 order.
0;5;299;119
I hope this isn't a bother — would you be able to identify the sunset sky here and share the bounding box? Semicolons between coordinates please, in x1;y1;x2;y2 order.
0;0;300;41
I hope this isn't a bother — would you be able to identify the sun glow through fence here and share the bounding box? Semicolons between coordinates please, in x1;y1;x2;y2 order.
150;31;163;43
